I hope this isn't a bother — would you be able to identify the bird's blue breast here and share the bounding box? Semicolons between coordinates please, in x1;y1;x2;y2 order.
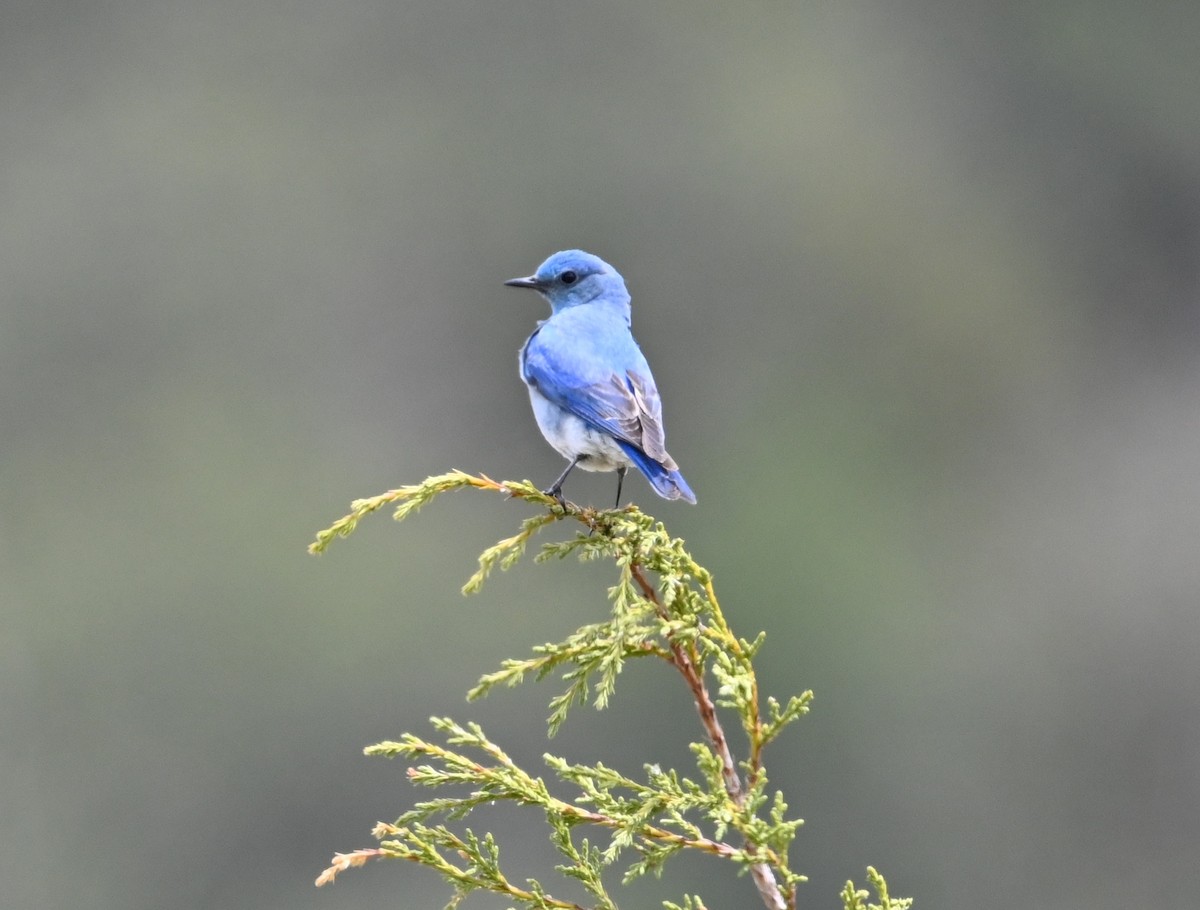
521;304;643;388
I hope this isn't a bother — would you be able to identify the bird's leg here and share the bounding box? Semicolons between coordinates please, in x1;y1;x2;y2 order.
543;455;582;507
614;466;626;510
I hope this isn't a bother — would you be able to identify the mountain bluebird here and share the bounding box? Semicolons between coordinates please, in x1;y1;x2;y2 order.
504;250;696;507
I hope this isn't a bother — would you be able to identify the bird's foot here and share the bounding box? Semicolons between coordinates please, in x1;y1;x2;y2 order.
541;486;568;509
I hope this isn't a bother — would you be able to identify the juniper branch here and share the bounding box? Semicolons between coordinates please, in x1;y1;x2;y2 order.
372;721;743;868
840;867;914;910
311;471;907;910
627;562;788;910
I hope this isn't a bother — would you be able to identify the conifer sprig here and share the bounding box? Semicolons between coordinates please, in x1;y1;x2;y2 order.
311;472;909;910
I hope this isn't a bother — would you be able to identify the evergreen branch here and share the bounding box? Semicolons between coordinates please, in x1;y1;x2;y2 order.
310;472;909;910
309;471;567;555
355;823;589;910
626;563;790;910
463;510;560;594
468;638;671;703
468;565;676;732
314;848;386;887
840;867;913;910
371;719;743;870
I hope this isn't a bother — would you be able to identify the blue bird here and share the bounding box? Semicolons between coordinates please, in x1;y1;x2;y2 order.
504;250;696;507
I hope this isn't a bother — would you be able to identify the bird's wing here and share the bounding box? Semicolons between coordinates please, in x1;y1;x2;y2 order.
522;323;675;467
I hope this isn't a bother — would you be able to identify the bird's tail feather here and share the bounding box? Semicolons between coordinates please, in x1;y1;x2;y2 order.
617;441;697;504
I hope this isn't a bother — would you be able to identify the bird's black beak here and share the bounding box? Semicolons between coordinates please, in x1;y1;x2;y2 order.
504;275;542;289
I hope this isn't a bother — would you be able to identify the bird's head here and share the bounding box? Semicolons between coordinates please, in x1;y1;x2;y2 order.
504;249;630;313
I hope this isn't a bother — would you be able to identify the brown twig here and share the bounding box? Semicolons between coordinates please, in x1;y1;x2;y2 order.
628;563;789;910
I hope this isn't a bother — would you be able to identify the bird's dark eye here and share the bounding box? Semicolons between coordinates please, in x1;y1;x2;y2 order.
560;270;578;285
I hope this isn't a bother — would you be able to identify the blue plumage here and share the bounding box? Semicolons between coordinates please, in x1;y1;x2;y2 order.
504;250;695;506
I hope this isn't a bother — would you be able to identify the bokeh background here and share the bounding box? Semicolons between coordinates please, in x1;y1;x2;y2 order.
5;2;1199;908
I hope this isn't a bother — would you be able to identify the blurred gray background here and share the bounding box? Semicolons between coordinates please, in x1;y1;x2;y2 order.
5;2;1199;908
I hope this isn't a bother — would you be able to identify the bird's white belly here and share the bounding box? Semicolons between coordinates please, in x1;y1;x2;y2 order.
528;386;631;472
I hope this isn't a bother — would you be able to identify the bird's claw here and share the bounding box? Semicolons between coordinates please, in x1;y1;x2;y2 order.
541;487;568;510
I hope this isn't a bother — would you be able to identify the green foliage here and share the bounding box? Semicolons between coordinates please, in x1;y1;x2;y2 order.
841;867;914;910
311;471;910;910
